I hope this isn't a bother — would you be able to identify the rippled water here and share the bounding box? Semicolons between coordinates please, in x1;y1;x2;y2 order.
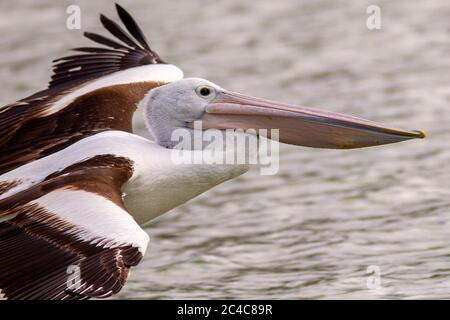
1;0;449;299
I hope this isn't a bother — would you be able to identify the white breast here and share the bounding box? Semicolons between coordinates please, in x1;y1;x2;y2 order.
0;131;250;225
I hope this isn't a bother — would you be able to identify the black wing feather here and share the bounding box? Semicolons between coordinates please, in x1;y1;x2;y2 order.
48;5;165;89
82;32;130;50
70;46;126;54
99;14;140;49
116;3;151;50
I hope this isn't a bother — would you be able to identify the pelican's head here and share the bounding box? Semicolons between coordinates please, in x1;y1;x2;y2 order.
143;78;426;149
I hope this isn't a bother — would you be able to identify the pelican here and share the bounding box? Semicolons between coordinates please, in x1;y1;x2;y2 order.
0;5;425;299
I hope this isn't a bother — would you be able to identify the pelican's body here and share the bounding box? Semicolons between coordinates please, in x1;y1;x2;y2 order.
0;130;248;224
0;5;425;300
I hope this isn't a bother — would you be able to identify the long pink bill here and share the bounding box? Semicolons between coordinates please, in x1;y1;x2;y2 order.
196;91;426;149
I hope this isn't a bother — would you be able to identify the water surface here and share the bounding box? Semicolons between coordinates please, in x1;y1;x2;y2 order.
1;0;449;299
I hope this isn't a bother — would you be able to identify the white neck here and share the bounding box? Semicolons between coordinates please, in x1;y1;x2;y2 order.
122;140;250;224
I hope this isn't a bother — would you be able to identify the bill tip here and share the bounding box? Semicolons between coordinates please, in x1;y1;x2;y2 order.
414;129;427;139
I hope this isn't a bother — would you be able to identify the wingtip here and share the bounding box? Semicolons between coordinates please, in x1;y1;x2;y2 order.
99;13;113;27
83;31;96;39
115;3;126;13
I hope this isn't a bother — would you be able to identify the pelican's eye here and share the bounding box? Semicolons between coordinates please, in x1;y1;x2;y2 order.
196;85;216;99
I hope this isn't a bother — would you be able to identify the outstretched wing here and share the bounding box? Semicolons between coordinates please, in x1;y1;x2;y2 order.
0;155;149;300
49;4;166;88
0;4;183;175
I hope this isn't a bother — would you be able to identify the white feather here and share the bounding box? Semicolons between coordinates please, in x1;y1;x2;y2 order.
34;189;149;253
0;131;143;199
42;64;183;116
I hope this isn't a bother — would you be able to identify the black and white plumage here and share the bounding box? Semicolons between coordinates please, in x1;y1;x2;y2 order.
0;4;181;300
0;155;147;299
0;3;182;176
0;5;426;300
